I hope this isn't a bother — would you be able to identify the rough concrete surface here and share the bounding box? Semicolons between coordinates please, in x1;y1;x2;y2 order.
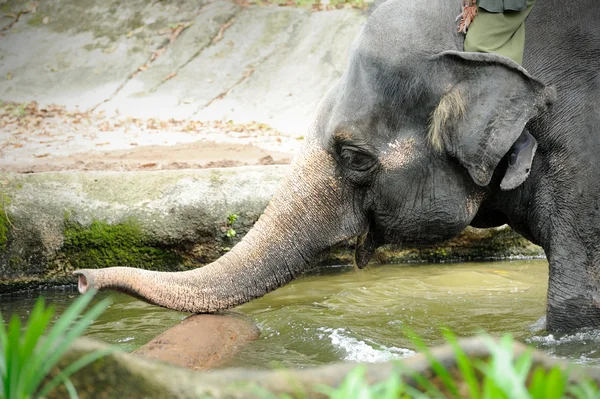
0;166;288;292
0;0;365;135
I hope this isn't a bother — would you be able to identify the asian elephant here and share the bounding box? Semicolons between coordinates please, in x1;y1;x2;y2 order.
75;0;600;332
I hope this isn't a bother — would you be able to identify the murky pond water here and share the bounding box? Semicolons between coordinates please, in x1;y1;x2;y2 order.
2;260;600;368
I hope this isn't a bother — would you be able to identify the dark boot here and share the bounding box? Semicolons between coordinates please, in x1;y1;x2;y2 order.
500;130;537;191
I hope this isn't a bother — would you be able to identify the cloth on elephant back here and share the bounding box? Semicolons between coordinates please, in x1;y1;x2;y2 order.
478;0;528;13
462;0;536;65
458;0;530;34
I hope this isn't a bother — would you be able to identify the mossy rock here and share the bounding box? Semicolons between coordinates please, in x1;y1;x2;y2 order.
321;226;544;266
59;219;183;271
0;206;9;252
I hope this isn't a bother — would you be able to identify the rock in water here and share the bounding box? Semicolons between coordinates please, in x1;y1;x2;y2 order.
134;312;260;370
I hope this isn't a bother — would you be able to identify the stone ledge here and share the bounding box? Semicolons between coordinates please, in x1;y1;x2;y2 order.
0;167;543;294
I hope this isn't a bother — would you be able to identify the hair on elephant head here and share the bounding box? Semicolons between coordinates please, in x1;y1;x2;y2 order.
76;0;600;333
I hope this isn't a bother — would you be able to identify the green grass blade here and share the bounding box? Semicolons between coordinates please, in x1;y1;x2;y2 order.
0;313;6;399
6;315;23;399
566;379;600;399
479;335;530;399
0;311;6;393
19;299;54;361
442;329;481;399
35;297;111;384
37;346;117;399
36;291;96;359
394;360;446;399
0;312;7;350
0;357;4;399
401;384;433;399
16;298;55;397
543;367;566;399
371;372;402;399
28;291;105;391
513;348;534;385
404;328;460;399
62;376;79;399
527;367;547;399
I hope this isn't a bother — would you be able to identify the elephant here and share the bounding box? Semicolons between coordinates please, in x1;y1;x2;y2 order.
75;0;600;332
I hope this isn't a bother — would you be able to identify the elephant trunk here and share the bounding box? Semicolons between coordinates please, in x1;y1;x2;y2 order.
74;146;364;313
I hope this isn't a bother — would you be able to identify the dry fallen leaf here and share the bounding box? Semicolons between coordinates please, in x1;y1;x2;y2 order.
165;71;177;81
138;65;148;72
140;163;157;168
33;153;50;158
42;16;49;24
6;72;12;80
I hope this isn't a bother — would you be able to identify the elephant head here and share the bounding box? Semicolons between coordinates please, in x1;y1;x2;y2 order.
74;0;554;313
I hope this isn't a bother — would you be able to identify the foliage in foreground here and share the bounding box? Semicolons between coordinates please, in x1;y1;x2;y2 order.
252;329;600;399
318;330;600;399
0;291;113;399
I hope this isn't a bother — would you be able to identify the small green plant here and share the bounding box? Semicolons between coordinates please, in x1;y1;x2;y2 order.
0;291;115;399
14;103;26;117
225;213;239;239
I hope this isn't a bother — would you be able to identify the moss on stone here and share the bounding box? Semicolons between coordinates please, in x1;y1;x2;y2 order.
60;219;182;271
26;12;44;26
0;193;10;251
320;226;544;266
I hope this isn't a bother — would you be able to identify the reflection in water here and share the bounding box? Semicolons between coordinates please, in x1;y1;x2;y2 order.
1;260;598;367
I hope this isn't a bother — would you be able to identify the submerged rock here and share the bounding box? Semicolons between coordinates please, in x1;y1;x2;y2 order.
134;312;260;370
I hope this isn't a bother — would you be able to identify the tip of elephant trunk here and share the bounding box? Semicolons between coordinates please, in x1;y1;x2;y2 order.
73;270;91;294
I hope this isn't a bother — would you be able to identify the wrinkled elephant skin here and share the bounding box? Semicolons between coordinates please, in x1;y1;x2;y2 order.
75;0;600;332
134;312;260;370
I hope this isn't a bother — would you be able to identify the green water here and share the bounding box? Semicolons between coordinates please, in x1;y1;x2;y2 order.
2;260;599;367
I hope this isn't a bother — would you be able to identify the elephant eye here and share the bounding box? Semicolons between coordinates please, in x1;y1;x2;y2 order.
339;147;376;172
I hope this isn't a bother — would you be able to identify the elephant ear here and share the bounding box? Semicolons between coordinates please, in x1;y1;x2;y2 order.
433;50;556;187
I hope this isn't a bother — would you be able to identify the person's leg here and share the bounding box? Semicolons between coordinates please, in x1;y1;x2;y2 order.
464;0;536;64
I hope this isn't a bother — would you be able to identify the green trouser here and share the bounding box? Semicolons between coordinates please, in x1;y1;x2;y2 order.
463;0;536;65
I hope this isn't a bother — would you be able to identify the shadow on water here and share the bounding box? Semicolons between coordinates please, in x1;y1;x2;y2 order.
2;259;600;368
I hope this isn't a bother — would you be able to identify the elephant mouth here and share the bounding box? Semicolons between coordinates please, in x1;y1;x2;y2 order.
354;214;380;268
78;273;89;294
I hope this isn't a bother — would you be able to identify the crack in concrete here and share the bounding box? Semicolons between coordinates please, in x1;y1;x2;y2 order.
190;13;306;118
148;13;238;94
87;38;167;112
198;65;256;111
0;9;29;39
87;1;225;112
